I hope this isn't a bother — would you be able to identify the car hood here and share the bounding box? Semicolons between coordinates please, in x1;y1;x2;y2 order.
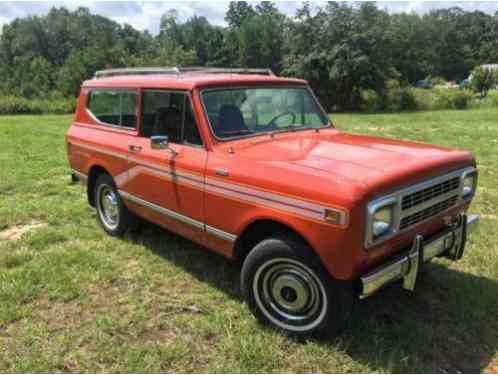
224;129;474;197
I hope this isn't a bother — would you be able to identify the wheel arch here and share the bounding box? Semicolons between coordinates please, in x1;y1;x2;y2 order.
87;165;111;207
233;218;317;264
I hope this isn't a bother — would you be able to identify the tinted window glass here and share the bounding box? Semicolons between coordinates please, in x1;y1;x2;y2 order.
121;92;137;128
141;91;182;143
184;100;202;146
88;90;137;128
140;91;201;146
88;90;120;126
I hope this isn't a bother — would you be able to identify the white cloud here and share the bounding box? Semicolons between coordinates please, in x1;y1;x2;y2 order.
378;1;498;14
0;16;7;34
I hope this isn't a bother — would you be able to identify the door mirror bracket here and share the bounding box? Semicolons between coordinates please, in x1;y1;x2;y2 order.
151;136;177;155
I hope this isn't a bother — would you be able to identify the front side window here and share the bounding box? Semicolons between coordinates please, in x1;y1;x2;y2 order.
140;90;202;146
201;87;330;140
88;90;137;129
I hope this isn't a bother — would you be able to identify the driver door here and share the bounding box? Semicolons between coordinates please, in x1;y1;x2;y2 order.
122;89;207;238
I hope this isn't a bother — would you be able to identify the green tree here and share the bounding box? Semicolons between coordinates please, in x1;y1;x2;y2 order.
238;6;285;73
29;57;53;95
283;2;395;110
225;1;255;28
128;39;197;68
470;66;497;97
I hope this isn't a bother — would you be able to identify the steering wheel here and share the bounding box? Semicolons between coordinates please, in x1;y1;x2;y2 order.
265;112;297;129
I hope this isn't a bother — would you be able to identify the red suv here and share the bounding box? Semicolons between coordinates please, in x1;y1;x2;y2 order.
66;67;479;336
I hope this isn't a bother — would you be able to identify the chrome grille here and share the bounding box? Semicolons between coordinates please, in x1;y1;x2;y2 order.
401;176;460;210
399;195;458;230
365;167;476;249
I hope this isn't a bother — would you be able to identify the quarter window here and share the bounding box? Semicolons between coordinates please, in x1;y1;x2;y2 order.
88;90;137;129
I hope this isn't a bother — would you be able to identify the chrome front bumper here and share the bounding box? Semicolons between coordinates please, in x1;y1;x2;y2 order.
360;213;480;299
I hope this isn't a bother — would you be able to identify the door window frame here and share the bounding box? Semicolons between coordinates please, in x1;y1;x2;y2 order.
138;88;205;149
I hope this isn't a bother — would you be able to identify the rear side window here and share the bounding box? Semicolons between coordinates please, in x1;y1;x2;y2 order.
88;90;137;129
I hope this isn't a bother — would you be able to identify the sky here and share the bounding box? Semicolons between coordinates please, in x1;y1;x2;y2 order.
1;1;498;35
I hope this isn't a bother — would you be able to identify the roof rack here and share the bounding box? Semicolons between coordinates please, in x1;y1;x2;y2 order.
94;67;180;78
94;66;275;79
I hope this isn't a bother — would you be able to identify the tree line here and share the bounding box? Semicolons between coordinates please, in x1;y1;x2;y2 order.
1;1;498;111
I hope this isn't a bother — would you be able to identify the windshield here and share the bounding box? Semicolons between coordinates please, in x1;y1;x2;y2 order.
201;87;330;140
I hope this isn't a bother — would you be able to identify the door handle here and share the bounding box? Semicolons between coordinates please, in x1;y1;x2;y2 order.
128;145;142;152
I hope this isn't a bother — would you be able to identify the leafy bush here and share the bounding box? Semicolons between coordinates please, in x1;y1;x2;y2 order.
426;76;446;86
411;88;434;111
486;90;498;107
359;89;382;112
408;88;474;111
432;89;473;110
450;90;473;109
0;96;76;115
384;80;418;112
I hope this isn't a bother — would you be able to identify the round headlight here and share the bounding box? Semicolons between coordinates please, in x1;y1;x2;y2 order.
463;174;476;197
372;206;393;237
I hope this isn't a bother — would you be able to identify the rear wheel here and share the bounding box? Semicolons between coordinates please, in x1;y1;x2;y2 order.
94;174;134;236
241;233;353;336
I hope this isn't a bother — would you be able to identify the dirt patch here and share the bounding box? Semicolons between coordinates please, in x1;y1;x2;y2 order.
484;360;498;374
0;221;46;241
482;214;498;221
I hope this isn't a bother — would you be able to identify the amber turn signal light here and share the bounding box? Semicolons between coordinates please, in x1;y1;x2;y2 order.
324;208;346;226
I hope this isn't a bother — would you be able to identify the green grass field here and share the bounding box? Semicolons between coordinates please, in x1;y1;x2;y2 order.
0;110;497;373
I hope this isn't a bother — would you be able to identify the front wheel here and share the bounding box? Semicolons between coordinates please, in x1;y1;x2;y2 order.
241;233;353;336
94;174;135;236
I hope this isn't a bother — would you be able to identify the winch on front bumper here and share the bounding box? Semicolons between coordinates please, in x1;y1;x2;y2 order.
359;213;480;298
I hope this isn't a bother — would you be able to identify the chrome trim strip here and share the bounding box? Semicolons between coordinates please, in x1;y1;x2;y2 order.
365;167;477;248
86;108;136;131
205;177;347;225
74;139;346;226
121;154;347;226
206;225;237;242
118;190;237;243
118;190;204;230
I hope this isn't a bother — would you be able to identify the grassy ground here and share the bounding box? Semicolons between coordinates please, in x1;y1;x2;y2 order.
0;110;497;373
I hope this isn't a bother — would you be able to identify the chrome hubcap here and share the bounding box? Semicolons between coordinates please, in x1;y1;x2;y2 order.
97;185;119;229
253;258;327;332
271;272;310;312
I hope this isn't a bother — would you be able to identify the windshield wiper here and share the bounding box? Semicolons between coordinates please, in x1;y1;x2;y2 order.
222;129;255;136
270;124;314;135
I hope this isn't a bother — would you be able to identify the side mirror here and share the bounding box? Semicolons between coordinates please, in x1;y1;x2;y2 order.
151;135;169;150
150;135;177;156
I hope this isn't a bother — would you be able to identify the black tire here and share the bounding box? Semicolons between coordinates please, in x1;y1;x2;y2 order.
94;174;135;236
241;232;353;337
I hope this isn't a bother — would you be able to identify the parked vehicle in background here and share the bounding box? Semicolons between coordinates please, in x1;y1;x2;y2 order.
415;80;433;89
66;67;480;336
460;79;471;88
